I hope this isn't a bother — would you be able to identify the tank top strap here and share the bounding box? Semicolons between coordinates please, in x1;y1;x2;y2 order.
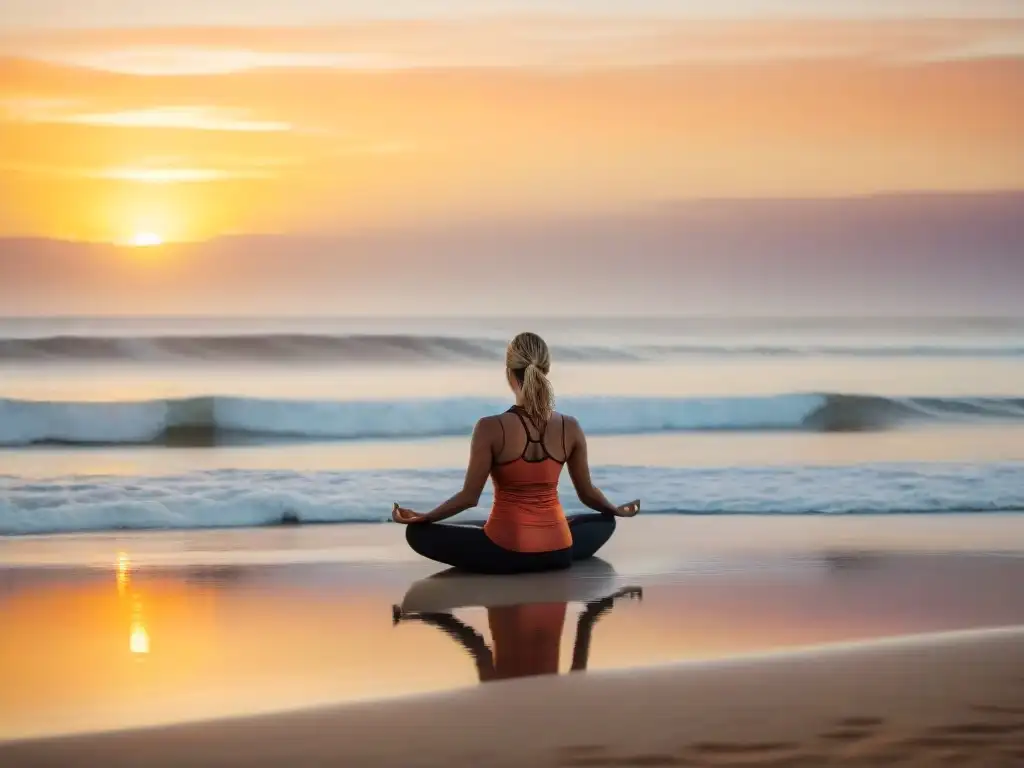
506;406;555;461
508;406;545;443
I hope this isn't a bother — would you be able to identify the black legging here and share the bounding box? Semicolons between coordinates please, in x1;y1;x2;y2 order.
405;514;616;575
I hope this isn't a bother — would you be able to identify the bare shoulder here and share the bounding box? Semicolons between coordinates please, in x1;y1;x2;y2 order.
557;412;580;431
475;414;505;433
555;412;582;441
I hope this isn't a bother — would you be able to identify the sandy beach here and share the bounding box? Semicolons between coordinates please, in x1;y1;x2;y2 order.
1;516;1023;766
2;626;1022;767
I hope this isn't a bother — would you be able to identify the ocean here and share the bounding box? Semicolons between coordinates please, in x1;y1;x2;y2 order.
1;315;1023;537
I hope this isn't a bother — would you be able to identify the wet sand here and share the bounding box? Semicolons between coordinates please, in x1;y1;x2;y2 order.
1;516;1023;764
2;628;1022;767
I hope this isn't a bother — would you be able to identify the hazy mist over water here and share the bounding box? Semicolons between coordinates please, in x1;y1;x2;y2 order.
2;193;1022;317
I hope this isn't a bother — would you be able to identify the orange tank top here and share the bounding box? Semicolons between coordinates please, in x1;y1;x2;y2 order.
483;408;572;553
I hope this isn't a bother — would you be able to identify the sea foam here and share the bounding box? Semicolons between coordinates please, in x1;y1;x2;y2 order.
2;463;1022;535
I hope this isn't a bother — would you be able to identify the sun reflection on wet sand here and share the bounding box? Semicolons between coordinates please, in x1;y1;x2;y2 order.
116;552;130;596
129;609;150;655
116;552;149;655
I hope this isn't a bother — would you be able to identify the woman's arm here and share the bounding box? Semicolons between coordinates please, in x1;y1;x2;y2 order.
565;416;639;517
418;417;498;523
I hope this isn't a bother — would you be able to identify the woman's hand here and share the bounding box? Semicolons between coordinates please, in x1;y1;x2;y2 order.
392;503;428;524
615;499;641;517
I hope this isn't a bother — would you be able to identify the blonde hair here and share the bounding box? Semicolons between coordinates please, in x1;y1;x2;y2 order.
507;331;554;423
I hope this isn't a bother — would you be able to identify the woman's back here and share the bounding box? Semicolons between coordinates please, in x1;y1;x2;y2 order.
485;406;571;553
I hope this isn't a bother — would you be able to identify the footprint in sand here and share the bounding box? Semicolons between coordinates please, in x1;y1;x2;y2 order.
690;741;800;756
885;720;1022;759
818;716;885;743
929;721;1024;737
559;753;693;767
837;717;885;728
682;742;816;768
613;755;690;766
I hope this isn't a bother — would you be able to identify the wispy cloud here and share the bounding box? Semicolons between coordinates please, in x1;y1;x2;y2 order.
2;18;1022;75
0;160;278;183
64;106;292;132
95;166;274;183
911;34;1024;62
1;98;292;132
48;47;401;76
4;0;1024;30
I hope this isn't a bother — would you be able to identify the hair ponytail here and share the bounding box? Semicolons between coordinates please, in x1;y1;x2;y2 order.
507;332;554;423
520;361;554;423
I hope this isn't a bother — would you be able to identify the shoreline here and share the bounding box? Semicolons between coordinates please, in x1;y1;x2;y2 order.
3;514;1023;568
3;625;1022;766
3;508;1024;539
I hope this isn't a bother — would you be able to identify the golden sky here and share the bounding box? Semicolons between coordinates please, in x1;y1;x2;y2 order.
1;7;1022;243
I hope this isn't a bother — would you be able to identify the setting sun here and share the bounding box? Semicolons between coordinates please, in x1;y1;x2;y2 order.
131;232;163;248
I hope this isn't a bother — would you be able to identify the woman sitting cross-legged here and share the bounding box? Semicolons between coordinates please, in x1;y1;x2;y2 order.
391;331;640;575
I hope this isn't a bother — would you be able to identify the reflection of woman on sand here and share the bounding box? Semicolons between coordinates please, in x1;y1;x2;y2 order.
393;587;642;681
391;332;640;574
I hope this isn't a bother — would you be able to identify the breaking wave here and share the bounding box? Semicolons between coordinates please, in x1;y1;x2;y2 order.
1;393;1023;447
